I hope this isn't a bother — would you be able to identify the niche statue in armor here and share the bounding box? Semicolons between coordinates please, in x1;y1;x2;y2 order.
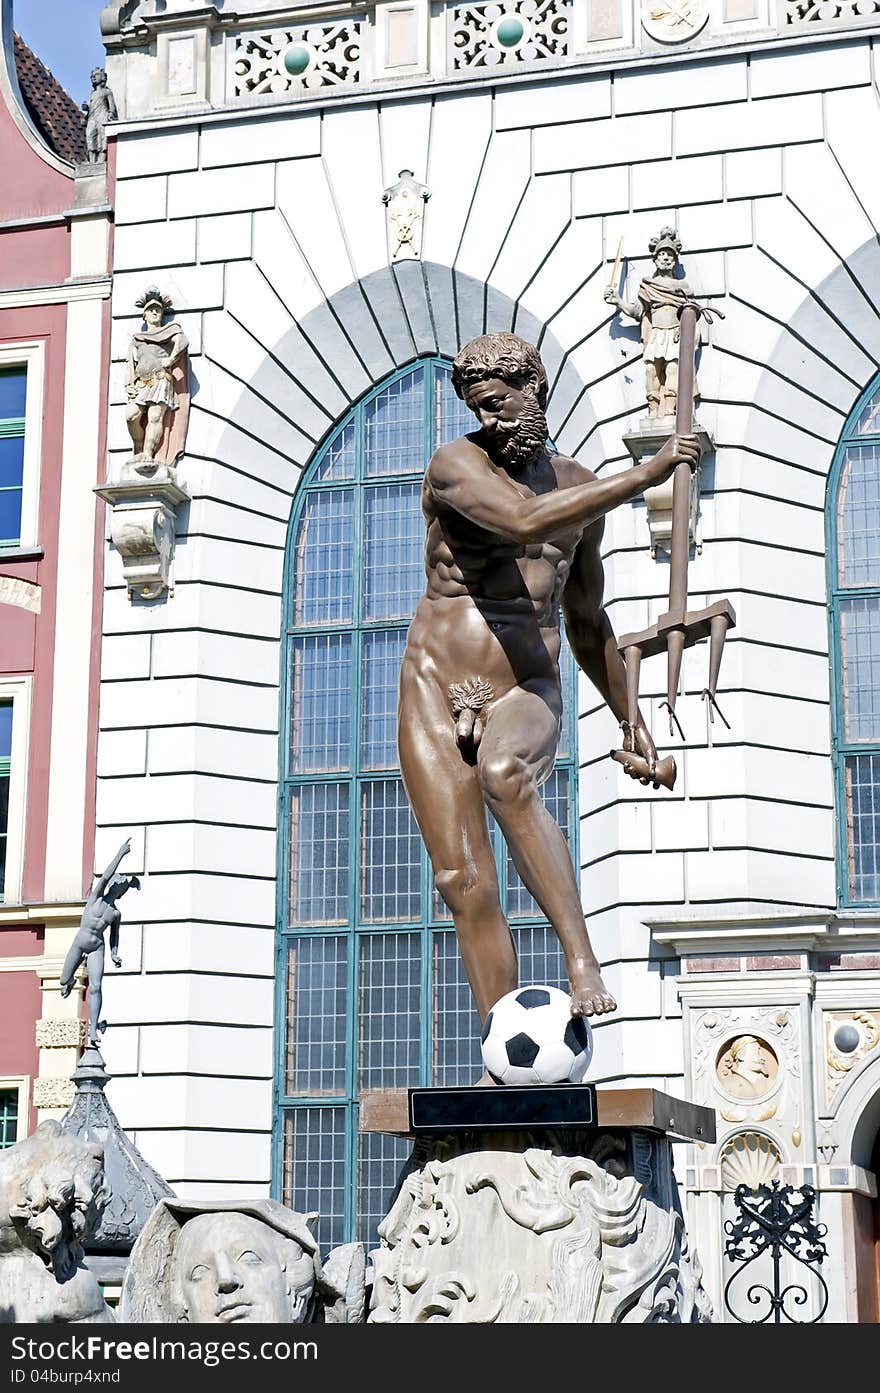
125;287;190;469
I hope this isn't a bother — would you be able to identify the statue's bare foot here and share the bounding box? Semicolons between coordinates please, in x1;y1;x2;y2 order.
569;964;616;1018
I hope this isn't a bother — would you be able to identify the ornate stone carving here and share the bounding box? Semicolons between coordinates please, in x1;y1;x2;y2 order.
824;1010;880;1101
716;1035;779;1104
121;1199;365;1324
35;1019;86;1050
641;0;709;43
32;1078;75;1109
0;576;40;614
719;1133;781;1192
690;1006;800;1153
96;477;188;600
369;1131;712;1323
382;169;430;262
233;23;363;96
0;1121;114;1323
450;0;570;70
781;0;880;26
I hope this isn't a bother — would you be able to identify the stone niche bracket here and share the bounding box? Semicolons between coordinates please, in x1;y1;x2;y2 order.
95;468;189;601
623;416;713;558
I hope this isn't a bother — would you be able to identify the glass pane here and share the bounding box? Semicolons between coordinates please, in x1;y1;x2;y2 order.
845;753;880;902
285;936;348;1096
0;369;26;420
289;782;350;925
434;364;473;447
364;367;424;477
357;1132;412;1247
432;931;482;1085
289;633;352;773
0;436;24;490
0;1089;18;1149
363;482;424;621
514;924;567;993
506;769;570;918
282;1108;346;1251
0;491;22;545
0;704;11;759
855;389;880;436
558;628;574;761
361;629;405;770
358;931;421;1089
292;488;354;625
360;779;421;922
840;597;880;743
837;444;880;587
314;418;356;481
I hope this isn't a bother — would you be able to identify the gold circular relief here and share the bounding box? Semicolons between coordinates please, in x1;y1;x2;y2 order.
716;1034;779;1102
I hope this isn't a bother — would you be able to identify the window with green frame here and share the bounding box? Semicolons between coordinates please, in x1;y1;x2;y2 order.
0;368;26;548
275;358;579;1249
0;1088;18;1149
829;378;880;905
0;701;11;903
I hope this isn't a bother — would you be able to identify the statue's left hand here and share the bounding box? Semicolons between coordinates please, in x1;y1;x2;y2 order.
623;720;657;785
112;956;122;969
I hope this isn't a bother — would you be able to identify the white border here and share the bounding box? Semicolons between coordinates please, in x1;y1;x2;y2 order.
0;1074;30;1141
0;675;33;906
0;341;44;551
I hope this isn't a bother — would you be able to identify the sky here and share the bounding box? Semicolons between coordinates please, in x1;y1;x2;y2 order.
13;0;106;103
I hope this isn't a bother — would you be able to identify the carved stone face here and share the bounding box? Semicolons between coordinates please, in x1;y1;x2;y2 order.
716;1034;778;1102
143;304;163;329
175;1212;315;1324
464;375;547;472
654;248;677;274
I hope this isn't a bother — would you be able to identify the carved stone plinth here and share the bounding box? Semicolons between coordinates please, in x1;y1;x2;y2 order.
623;416;713;558
95;466;189;600
363;1088;715;1324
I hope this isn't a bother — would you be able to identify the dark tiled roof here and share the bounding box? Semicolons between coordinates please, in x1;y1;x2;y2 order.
13;32;85;165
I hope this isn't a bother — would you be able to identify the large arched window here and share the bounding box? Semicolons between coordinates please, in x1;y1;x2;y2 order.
830;378;880;905
274;359;578;1248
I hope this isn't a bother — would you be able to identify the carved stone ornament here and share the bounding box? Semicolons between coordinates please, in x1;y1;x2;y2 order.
96;471;189;601
691;1008;797;1139
641;0;709;44
121;1198;365;1324
35;1019;86;1050
382;169;430;262
450;0;570;70
0;1121;114;1323
369;1131;712;1323
233;23;363;95
716;1035;780;1104
824;1010;880;1102
719;1133;781;1192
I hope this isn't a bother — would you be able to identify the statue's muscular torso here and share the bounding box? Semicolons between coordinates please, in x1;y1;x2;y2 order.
402;435;598;708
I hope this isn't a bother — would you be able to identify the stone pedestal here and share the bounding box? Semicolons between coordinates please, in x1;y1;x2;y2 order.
361;1087;715;1324
95;463;189;601
622;415;713;558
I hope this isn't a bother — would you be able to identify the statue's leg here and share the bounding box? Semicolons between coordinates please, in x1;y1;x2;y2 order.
144;404;166;461
399;672;516;1022
126;402;145;459
476;683;616;1017
59;936;86;997
645;361;660;417
86;944;105;1045
665;358;679;418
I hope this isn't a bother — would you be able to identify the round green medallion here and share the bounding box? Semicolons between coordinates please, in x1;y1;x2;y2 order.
495;15;525;46
283;44;311;76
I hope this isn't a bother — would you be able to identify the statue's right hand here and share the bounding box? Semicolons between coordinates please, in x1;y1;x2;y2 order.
645;432;701;485
603;288;618;306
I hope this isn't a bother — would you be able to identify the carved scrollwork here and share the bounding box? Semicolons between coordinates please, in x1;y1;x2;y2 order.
232;23;363;96
450;0;569;71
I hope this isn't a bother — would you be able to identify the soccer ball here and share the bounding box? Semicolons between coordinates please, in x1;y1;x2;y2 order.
480;985;593;1086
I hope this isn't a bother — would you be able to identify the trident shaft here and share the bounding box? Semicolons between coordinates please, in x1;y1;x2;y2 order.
611;301;735;791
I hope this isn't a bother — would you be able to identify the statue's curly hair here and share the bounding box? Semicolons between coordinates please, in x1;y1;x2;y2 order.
451;333;548;411
135;287;173;316
648;225;682;260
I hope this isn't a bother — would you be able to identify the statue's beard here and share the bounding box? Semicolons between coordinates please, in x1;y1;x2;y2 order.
488;392;547;470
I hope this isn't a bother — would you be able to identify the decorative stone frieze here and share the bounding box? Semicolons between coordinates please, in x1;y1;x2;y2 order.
780;0;880;27
450;0;570;69
382;169;430;262
232;20;364;96
35;1019;87;1050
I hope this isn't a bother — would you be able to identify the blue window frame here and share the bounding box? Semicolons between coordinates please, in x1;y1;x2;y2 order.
829;377;880;906
274;358;579;1250
0;369;26;549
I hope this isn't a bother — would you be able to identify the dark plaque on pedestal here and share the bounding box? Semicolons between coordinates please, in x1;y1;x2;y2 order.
408;1083;598;1134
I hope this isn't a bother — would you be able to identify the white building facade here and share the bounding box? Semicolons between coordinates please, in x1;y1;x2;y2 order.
96;0;880;1319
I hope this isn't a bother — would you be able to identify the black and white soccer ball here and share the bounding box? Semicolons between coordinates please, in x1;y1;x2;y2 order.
480;985;593;1086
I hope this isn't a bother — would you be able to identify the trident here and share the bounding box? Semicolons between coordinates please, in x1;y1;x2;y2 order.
611;299;735;791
